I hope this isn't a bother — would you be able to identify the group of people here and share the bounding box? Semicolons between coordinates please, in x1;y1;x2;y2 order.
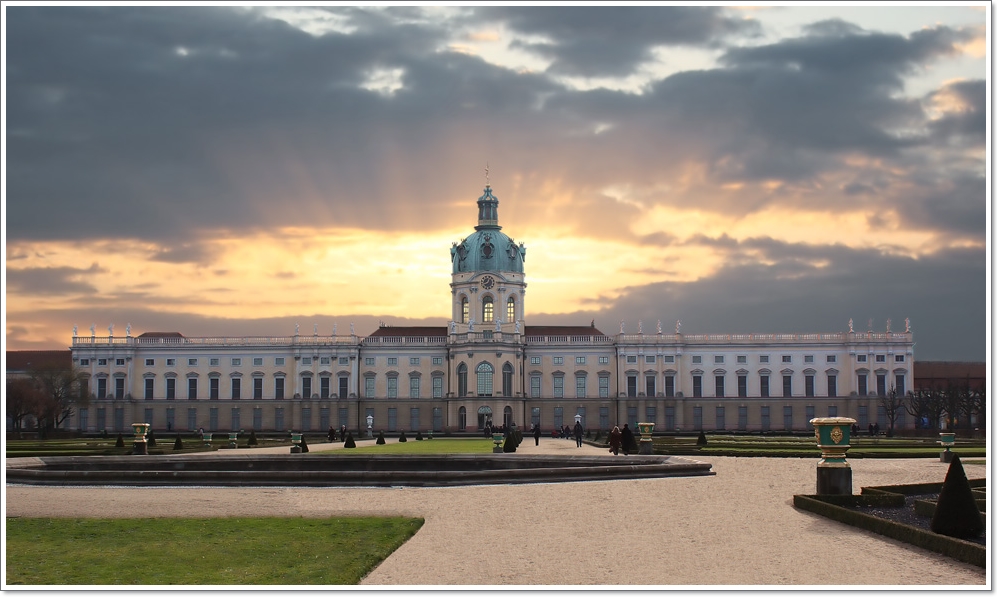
483;421;514;438
326;425;348;442
530;421;585;447
607;424;639;456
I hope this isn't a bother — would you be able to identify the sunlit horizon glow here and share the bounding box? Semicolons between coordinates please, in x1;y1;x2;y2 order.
4;4;987;360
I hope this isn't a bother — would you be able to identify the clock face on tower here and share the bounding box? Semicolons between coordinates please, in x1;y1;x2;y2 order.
481;275;495;290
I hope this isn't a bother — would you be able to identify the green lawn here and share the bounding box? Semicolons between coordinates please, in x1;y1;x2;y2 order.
6;517;423;585
325;437;499;454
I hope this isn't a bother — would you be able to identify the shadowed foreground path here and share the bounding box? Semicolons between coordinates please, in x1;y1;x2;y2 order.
5;438;987;587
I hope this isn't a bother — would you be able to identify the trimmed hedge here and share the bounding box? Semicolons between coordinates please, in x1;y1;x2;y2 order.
794;487;986;568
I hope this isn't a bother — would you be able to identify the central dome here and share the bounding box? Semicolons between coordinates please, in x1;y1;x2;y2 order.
451;185;525;274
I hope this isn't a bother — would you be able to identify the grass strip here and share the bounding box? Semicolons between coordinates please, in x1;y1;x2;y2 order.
6;516;423;585
324;437;497;454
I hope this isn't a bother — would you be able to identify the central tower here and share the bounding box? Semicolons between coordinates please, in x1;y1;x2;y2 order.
450;184;526;334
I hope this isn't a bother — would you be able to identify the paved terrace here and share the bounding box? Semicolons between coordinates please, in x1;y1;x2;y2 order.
5;437;987;587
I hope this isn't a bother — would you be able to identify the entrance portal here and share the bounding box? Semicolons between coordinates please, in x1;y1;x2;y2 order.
477;405;493;430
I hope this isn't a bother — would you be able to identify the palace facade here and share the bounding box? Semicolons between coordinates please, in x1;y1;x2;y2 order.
66;184;915;435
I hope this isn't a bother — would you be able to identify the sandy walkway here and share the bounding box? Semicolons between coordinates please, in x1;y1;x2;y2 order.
4;437;988;586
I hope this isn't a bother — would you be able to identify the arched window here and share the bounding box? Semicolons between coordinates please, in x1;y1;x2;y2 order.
461;297;469;324
507;296;516;323
477;362;494;396
503;405;513;427
457;363;468;396
502;362;514;397
482;296;494;323
458;406;467;431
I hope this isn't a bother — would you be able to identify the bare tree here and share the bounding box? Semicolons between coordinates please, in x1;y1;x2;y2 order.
29;364;89;438
6;378;42;433
878;385;905;437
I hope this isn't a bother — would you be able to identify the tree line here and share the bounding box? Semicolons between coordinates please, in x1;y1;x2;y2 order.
878;378;986;437
6;365;88;437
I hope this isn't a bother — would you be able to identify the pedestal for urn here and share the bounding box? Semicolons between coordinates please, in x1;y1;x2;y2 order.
938;432;956;463
492;433;504;453
291;432;303;454
131;423;150;455
810;417;856;495
637;422;655;455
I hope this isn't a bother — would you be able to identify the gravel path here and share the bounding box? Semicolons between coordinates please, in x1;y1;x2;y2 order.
5;438;988;587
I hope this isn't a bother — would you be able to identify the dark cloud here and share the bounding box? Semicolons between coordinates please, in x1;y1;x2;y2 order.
927;79;986;144
6;263;105;296
533;242;985;361
149;243;211;264
486;6;760;77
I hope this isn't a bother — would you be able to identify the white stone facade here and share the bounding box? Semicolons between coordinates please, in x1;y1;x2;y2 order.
67;186;914;435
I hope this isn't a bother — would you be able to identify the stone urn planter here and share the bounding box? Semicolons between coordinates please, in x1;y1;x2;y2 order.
810;417;856;495
492;433;504;453
637;422;655;455
228;431;239;449
131;423;151;455
291;432;303;454
938;432;956;463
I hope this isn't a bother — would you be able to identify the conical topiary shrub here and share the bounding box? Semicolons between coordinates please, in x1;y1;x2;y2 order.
115;433;125;448
398;430;407;442
503;433;517;452
300;435;309;453
344;432;356;448
376;430;386;445
173;434;184;450
930;455;984;539
248;430;258;446
147;429;157;448
415;430;423;441
594;430;602;442
696;431;708;446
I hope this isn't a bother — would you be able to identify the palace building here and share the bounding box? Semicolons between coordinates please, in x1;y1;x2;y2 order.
66;184;916;435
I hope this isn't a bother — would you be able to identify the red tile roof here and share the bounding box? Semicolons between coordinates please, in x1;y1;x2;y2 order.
367;326;448;337
6;350;73;373
913;361;986;388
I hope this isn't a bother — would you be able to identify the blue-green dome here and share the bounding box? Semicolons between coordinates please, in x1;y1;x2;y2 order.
451;185;526;274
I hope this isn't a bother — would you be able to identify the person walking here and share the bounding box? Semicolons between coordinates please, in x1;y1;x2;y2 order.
573;420;584;447
609;426;622;455
533;423;541;446
327;426;335;443
621;424;636;455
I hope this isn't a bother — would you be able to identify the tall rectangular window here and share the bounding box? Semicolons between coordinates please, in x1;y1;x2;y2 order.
320;377;330;399
761;406;770;431
231;407;241;432
664;376;675;398
894;374;905;396
253;408;262;431
627;376;637;398
805;405;815;429
115;378;125;399
532;407;541;429
553;376;564;398
805;375;814;397
738;406;747;431
253;378;263;399
857;405;868;428
599;375;609;398
410;408;420;432
693;407;703;431
827;376;837;397
645;375;655;397
366;377;376;398
339;377;349;399
782;375;792;397
165;408;175;431
410;376;420;399
302;407;312;431
208;408;218;431
387;377;398;398
531;375;541;398
760;375;769;398
876;374;887;397
275;377;285;400
828;405;838;417
692;375;702;398
715;406;725;430
715;376;724;398
302;377;312;399
599;407;609;431
388;407;398;431
432;376;443;398
209;377;219;400
576;376;586;398
627;406;638;429
737;375;747;398
554;407;563;430
144;378;154;400
783;406;793;430
166;378;176;400
188;378;198;400
232;378;241;400
187;408;197;431
858;374;868;396
645;406;656;425
274;408;284;431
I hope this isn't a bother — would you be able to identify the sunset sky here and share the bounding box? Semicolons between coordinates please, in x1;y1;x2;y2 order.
4;4;989;360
